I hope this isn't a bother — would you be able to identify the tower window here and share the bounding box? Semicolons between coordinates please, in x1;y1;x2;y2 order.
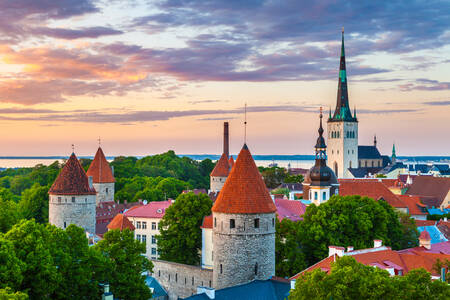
314;192;318;200
175;273;178;282
85;198;87;203
72;197;75;202
254;218;260;228
106;188;108;194
255;263;258;275
158;270;160;277
323;192;326;200
64;221;66;228
58;197;61;203
214;218;217;227
192;277;194;285
272;218;275;227
220;264;223;274
230;219;235;229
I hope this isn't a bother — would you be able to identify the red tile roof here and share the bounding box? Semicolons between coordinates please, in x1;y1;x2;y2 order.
212;144;277;214
339;179;405;208
415;220;437;227
275;199;306;222
437;220;450;240
107;213;135;231
49;153;96;195
124;200;172;218
398;195;427;216
86;147;115;183
228;156;234;168
210;153;231;177
406;176;450;207
291;247;450;279
201;215;213;229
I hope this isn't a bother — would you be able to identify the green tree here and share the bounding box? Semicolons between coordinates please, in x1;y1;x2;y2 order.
5;220;59;300
298;195;416;266
18;184;49;223
275;218;306;277
0;287;28;300
0;235;24;291
95;229;152;300
259;167;286;189
157;192;212;265
271;187;290;198
284;174;304;183
290;256;450;300
9;177;33;196
0;198;21;233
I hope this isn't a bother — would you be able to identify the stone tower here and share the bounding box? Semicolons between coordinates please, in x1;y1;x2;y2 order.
303;109;339;205
210;122;232;193
212;144;276;290
87;147;115;205
49;152;97;233
327;28;358;178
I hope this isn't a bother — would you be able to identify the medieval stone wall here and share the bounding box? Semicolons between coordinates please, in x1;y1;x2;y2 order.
212;212;276;290
49;194;96;233
93;182;115;204
210;176;227;193
152;260;213;300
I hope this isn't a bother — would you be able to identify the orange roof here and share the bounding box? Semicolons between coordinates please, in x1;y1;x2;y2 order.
398;195;427;215
107;213;135;231
49;153;97;195
291;248;450;279
339;179;405;208
228;156;234;168
210;153;231;177
87;147;115;183
212;144;276;214
201;215;213;229
415;220;436;227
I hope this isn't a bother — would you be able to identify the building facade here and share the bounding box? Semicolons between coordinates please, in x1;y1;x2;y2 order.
48;152;97;233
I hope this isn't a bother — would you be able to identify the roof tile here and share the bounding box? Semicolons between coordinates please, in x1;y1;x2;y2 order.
107;213;135;231
210;153;231;177
86;147;115;183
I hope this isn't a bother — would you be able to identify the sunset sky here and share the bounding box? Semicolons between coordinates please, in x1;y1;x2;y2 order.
0;0;448;156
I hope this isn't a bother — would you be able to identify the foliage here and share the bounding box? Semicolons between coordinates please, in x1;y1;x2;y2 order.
0;190;21;233
0;235;24;291
284;174;304;183
18;184;50;224
95;229;152;300
290;256;450;300
275;218;306;277
433;259;450;283
271;187;289;198
427;213;450;221
157;192;212;265
0;288;28;300
397;212;419;249
376;174;387;178
298;195;418;266
259;166;287;189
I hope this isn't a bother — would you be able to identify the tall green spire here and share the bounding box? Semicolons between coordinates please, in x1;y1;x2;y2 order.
392;143;396;158
330;27;356;122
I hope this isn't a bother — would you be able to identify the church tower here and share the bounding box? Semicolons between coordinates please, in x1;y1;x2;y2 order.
87;147;115;205
49;152;97;233
212;144;276;290
210;122;232;193
327;28;358;178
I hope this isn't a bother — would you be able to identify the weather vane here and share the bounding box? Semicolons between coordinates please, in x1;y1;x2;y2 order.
71;144;75;153
98;137;101;147
244;103;247;143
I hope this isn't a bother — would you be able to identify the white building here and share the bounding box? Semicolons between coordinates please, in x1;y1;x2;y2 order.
124;200;173;259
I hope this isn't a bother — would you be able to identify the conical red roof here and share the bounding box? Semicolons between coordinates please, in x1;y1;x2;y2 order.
210;153;230;177
228;156;234;168
212;144;276;214
49;153;97;195
107;214;135;231
87;147;115;183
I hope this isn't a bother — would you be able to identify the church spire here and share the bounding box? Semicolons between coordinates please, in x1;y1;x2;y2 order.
391;143;397;164
315;107;327;161
330;28;356;122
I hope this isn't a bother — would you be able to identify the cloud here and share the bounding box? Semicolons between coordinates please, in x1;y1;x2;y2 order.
197;117;236;121
30;26;123;39
188;100;229;104
399;79;450;91
422;100;450;106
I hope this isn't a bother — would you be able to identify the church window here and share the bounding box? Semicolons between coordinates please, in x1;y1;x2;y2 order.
337;150;339;154
323;192;326;200
214;218;217;227
314;192;318;200
254;218;260;228
230;219;235;229
72;197;75;202
255;263;258;275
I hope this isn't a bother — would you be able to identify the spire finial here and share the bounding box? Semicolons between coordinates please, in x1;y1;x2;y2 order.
71;144;75;153
318;107;324;137
244;103;247;144
342;26;344;33
374;134;377;147
98;137;101;147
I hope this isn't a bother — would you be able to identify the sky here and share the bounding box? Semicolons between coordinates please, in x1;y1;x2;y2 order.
0;0;448;156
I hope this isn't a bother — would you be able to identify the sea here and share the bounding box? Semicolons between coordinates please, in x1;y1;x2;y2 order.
0;155;449;170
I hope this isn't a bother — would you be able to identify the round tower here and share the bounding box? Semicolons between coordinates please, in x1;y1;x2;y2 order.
86;147;115;205
212;144;276;290
49;153;97;233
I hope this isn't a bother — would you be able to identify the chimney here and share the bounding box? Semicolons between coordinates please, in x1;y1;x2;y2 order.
347;246;354;252
223;122;229;158
328;246;344;257
419;231;431;249
374;239;382;248
88;176;94;189
197;287;215;299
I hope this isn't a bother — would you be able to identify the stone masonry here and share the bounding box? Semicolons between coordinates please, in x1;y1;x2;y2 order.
93;182;115;204
49;194;96;233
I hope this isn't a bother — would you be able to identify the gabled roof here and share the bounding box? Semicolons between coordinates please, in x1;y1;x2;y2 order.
210;153;231;177
212;144;277;214
398;195;427;216
338;179;405;208
86;147;115;183
358;146;382;159
124;200;172;218
275;199;306;222
406;176;450;207
49;153;96;195
107;213;135;231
